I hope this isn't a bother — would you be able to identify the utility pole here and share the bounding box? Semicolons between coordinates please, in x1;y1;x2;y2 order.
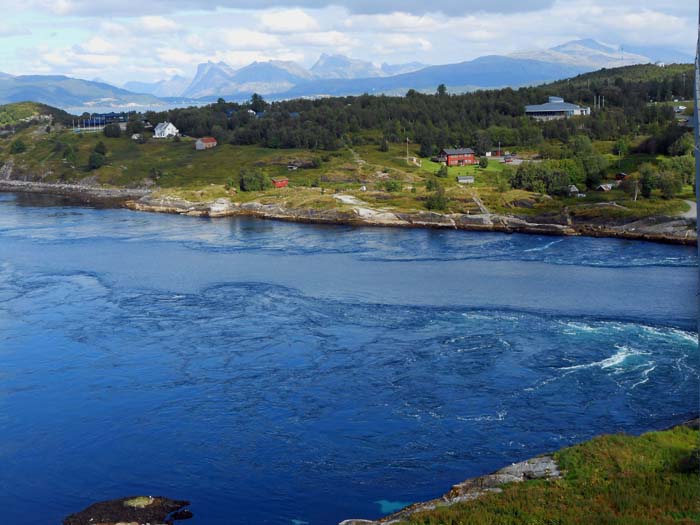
406;136;409;165
694;0;700;335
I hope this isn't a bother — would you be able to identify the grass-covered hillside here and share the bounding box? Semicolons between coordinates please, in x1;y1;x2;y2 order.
0;105;693;223
405;422;700;525
0;101;71;127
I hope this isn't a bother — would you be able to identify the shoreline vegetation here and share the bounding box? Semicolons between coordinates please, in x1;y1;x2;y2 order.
1;65;698;246
341;417;699;525
0;179;695;245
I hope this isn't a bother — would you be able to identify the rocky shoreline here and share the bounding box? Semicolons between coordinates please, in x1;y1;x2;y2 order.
125;193;697;245
340;417;700;525
0;181;696;245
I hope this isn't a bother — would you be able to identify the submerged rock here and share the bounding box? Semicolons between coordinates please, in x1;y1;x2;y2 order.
63;495;192;525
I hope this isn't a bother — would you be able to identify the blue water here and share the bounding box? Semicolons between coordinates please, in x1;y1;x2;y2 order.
0;192;697;525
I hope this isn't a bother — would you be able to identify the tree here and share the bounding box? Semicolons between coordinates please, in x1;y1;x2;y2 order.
437;84;447;96
250;93;267;113
9;139;26;154
436;164;449;178
657;171;682;199
425;177;440;191
668;133;694;156
126;120;144;135
479;157;489;169
425;185;448;211
639;163;657;198
94;141;107;155
239;168;270;191
103;123;121;138
419;139;434;158
379;138;389;152
88;152;105;170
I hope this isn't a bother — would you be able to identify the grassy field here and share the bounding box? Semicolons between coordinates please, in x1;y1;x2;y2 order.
0;120;693;221
404;424;700;525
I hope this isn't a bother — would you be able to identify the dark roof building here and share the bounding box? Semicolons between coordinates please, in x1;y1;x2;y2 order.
437;148;477;166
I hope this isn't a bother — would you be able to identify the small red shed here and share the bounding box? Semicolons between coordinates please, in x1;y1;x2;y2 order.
272;178;289;188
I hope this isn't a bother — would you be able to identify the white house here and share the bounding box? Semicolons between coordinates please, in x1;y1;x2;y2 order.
154;121;179;139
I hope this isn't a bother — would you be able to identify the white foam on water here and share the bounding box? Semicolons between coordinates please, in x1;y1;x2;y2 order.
523;238;564;252
630;364;657;390
457;410;507;422
560;345;647;372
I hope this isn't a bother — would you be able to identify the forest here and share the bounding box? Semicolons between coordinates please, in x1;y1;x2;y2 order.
139;63;693;157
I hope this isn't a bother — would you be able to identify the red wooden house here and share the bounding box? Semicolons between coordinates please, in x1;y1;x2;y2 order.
438;148;476;166
272;178;289;188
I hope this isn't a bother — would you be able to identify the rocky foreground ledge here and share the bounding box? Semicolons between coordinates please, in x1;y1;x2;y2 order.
341;417;700;525
126;194;697;245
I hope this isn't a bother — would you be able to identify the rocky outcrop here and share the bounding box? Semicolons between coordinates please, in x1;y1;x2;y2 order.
0;182;695;244
63;496;192;525
340;456;561;525
0;179;150;202
123;194;697;244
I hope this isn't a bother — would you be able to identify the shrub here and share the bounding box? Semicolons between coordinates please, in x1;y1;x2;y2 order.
239;169;270;192
426;177;440;191
10;139;26;154
88;151;105;170
384;180;402;192
436;164;449;178
657;171;683;199
425;186;448;211
479;157;489;169
103;123;121;138
379;138;389;152
126;120;144;135
94;141;107;155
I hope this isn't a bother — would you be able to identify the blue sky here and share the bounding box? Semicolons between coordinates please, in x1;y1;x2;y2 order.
0;0;694;85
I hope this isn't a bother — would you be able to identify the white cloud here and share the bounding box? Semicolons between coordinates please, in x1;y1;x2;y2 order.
77;37;117;55
259;8;320;33
219;29;282;50
138;16;179;33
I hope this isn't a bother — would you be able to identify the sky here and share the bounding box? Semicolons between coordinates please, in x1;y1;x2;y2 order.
0;0;694;85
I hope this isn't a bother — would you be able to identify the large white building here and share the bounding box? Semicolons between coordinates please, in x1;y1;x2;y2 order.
153;121;179;138
525;97;590;121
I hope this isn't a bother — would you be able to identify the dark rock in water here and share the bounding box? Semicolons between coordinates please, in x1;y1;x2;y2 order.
63;496;192;525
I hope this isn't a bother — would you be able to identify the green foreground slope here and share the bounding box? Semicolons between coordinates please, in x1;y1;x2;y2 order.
405;424;699;525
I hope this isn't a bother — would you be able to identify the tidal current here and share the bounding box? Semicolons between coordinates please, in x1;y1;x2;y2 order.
0;193;697;524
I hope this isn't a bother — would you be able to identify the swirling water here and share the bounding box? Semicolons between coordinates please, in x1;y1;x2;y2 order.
0;193;697;525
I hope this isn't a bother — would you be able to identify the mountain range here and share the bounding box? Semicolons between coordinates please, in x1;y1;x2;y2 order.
0;39;691;110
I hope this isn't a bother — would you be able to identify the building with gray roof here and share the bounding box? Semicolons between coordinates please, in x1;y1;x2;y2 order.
525;96;590;121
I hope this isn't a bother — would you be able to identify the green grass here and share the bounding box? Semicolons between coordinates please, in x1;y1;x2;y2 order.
0;125;693;221
404;425;700;525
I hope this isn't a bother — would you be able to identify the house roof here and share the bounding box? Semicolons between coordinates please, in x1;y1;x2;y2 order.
154;121;176;132
525;100;587;113
198;137;217;143
442;148;474;155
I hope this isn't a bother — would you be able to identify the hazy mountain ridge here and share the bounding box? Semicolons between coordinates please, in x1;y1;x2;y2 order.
0;39;691;109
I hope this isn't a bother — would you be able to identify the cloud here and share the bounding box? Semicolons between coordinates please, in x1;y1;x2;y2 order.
27;0;556;16
259;8;319;33
138;16;179;33
219;29;283;50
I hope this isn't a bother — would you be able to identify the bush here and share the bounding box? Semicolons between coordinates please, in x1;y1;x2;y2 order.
239;169;270;192
384;180;402;192
479;157;488;169
88;152;105;170
436;164;449;178
10;139;26;154
425;185;448;211
657;171;683;199
379;138;389;152
126;120;144;135
425;177;440;191
103;123;121;138
94;141;107;155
